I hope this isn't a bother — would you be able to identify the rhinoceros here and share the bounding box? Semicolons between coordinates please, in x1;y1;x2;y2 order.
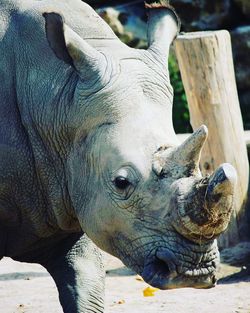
0;0;237;312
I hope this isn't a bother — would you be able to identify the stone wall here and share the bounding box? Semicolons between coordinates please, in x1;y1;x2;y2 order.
85;0;250;129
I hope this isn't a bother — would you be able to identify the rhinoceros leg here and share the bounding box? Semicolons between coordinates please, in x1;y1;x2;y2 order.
44;233;105;313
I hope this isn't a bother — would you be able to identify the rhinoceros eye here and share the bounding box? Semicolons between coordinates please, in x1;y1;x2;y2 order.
114;176;131;190
111;167;138;199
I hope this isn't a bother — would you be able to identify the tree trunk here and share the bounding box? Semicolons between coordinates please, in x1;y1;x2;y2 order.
174;30;249;248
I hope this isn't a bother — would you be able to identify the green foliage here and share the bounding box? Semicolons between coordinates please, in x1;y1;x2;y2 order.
168;53;192;133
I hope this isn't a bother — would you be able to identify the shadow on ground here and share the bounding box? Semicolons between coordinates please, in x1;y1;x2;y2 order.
218;265;250;284
0;272;49;281
106;266;136;277
218;242;250;284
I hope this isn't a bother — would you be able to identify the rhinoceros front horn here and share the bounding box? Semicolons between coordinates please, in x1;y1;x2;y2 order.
172;163;237;242
203;163;237;235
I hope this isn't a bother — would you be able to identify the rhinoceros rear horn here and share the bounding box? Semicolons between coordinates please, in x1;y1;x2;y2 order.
153;125;208;176
174;125;208;168
43;12;107;83
145;1;180;58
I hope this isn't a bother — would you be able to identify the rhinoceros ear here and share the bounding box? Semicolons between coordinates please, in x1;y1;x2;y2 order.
145;1;180;59
43;12;107;82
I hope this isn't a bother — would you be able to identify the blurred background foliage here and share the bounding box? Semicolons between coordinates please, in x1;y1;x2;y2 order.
168;53;191;133
86;0;249;133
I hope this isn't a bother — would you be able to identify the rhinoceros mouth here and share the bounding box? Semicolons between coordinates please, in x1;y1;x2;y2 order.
141;248;217;290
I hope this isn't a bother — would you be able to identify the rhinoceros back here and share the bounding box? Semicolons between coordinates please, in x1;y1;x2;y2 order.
1;0;117;39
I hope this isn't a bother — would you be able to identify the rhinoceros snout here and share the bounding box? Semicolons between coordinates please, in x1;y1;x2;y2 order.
141;247;217;290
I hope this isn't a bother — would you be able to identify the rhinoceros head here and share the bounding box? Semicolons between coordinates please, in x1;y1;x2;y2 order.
43;3;236;289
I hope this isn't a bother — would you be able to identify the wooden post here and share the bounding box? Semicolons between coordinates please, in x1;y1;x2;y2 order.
174;30;249;248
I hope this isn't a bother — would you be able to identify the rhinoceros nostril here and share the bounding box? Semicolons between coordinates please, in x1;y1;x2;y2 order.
141;249;177;287
154;257;171;277
156;249;177;275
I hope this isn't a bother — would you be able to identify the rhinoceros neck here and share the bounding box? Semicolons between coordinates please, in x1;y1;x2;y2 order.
13;36;82;235
15;65;82;232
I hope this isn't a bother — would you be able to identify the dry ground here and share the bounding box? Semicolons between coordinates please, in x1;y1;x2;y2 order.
1;243;250;313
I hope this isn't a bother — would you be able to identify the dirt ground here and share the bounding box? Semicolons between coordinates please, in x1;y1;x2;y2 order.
1;242;250;313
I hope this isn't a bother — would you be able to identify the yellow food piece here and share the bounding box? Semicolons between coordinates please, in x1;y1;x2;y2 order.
143;286;159;297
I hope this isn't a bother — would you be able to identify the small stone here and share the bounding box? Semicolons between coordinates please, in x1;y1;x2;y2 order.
117;299;125;304
135;274;143;281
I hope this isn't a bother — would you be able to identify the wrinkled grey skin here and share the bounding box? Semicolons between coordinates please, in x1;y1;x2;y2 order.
0;1;236;312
